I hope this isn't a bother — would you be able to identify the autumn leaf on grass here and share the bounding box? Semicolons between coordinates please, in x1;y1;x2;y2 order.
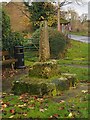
10;109;16;114
37;98;44;103
28;105;35;110
45;103;48;108
2;110;7;115
54;114;60;118
18;96;23;100
50;114;60;118
22;99;28;103
2;104;7;108
82;90;88;93
40;108;44;112
58;106;65;110
33;96;38;100
9;93;14;96
6;102;10;107
59;100;65;103
9;115;14;118
18;104;27;108
44;108;47;111
0;100;3;104
68;112;73;118
2;93;7;95
23;112;27;117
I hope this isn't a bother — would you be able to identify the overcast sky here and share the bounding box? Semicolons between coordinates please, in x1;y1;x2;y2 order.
61;0;89;16
1;0;90;17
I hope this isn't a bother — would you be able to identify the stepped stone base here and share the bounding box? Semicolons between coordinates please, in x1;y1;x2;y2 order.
12;73;77;96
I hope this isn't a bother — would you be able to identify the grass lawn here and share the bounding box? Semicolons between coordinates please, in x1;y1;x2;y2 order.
64;40;88;61
1;87;88;119
70;31;88;36
24;40;89;82
58;40;89;82
60;65;88;82
1;40;89;119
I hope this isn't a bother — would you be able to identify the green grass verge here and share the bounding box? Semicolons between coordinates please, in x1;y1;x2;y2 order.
70;31;88;36
1;92;88;118
65;40;88;61
60;65;89;82
58;59;89;66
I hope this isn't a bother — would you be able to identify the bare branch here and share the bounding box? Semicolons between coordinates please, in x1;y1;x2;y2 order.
59;0;72;7
74;0;83;5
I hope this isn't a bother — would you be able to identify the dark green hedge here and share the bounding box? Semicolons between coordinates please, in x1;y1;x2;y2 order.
31;28;69;58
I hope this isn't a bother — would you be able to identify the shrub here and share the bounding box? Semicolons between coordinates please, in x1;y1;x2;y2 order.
31;28;68;58
2;10;24;55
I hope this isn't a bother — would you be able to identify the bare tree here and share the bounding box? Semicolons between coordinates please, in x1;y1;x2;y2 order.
57;0;83;32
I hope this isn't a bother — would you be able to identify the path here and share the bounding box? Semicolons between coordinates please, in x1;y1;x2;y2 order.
60;64;89;68
68;34;90;43
53;83;88;102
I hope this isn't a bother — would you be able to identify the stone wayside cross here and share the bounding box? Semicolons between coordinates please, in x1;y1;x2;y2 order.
39;20;50;62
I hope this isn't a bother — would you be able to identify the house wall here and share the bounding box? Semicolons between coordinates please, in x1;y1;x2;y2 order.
4;2;32;33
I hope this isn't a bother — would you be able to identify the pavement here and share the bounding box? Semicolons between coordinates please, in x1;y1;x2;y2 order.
68;34;90;43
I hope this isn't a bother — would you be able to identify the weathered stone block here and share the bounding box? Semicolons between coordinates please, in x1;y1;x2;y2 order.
61;73;77;87
52;77;69;91
29;60;59;78
12;80;56;96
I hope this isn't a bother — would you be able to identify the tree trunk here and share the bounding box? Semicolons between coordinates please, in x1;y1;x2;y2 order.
39;20;50;62
57;2;61;32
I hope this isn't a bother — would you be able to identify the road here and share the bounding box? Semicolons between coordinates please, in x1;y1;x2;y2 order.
68;34;90;43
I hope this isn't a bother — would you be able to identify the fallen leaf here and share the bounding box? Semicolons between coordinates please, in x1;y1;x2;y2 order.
2;93;7;95
58;106;65;110
53;114;59;118
2;104;7;108
34;96;38;100
6;102;10;106
10;94;14;96
45;104;48;108
49;115;53;118
18;104;26;108
82;90;88;93
40;108;44;112
23;113;27;116
28;106;34;109
18;96;23;100
0;100;3;104
10;109;15;114
2;110;7;115
68;112;73;117
9;115;14;118
59;100;65;103
44;108;47;111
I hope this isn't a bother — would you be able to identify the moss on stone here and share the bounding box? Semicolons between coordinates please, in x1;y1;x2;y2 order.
29;60;59;78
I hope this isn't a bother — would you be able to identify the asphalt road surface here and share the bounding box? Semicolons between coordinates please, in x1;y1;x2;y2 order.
68;34;90;43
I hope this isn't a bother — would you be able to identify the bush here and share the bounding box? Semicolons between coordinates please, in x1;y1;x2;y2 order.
2;10;24;55
31;28;68;58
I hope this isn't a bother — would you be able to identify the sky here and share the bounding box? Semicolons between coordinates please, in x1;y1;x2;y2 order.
61;0;89;16
0;0;90;17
